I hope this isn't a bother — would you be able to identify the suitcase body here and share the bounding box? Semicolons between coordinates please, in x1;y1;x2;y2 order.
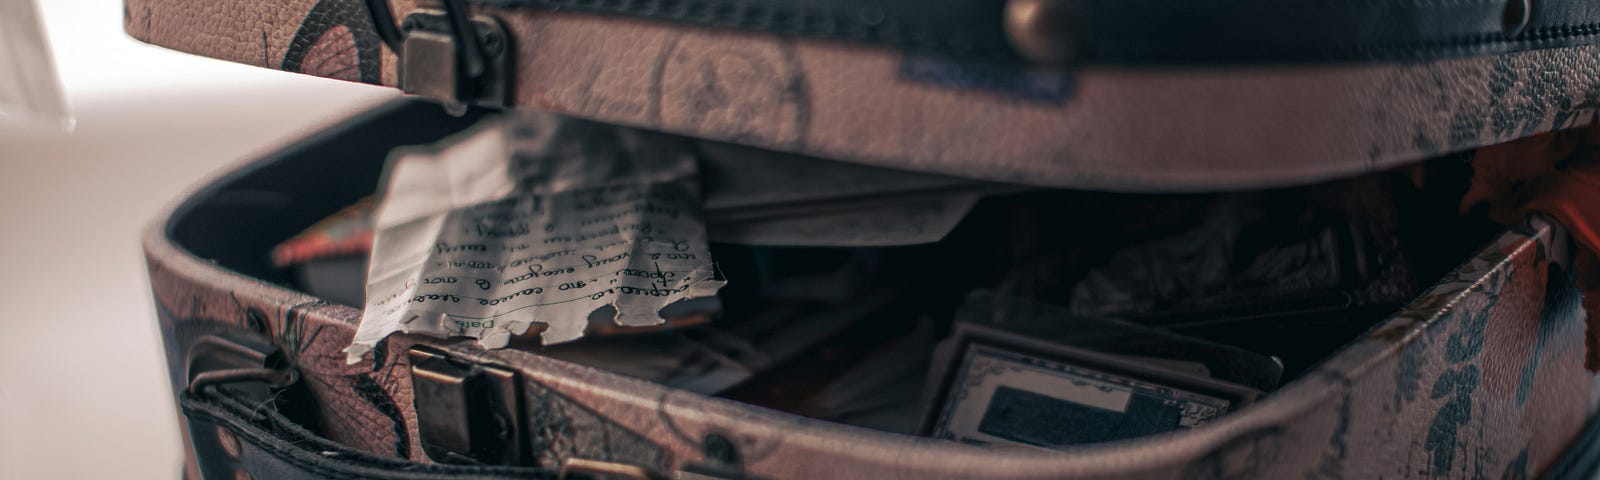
147;100;1600;479
131;0;1600;477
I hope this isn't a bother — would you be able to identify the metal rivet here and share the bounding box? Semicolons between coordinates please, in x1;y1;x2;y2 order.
215;425;241;459
1502;0;1531;37
1004;0;1076;66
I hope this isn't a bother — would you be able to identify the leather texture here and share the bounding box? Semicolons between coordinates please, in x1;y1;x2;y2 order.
145;104;1600;477
123;0;1600;191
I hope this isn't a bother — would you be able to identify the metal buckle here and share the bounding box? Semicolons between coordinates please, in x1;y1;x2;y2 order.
188;367;298;396
365;0;509;113
409;346;527;465
185;333;295;400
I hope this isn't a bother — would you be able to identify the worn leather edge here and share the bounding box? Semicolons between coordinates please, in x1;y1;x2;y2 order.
124;0;1600;192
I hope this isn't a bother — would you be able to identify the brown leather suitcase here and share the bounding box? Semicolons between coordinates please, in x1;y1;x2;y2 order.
136;0;1600;478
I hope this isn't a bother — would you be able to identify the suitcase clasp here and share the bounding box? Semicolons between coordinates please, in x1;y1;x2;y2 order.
409;346;528;466
365;0;510;114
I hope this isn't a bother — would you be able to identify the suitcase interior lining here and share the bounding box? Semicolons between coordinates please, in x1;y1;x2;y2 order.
165;99;1505;440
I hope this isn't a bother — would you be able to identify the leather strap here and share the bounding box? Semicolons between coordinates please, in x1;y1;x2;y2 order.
125;0;1600;191
182;387;559;479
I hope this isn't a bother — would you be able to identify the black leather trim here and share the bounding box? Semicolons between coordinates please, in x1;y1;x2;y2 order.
469;0;1600;64
474;0;1014;59
182;387;558;480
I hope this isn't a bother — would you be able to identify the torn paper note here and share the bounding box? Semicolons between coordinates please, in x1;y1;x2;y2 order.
346;114;726;364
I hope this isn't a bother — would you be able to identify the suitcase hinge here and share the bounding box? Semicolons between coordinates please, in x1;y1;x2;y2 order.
366;0;511;114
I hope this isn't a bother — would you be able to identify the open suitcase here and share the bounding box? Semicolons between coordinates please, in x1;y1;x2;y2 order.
134;0;1600;478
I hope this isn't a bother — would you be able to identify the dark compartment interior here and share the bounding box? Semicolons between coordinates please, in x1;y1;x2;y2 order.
167;99;1503;446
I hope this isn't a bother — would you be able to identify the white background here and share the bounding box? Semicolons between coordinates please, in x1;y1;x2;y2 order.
0;0;398;477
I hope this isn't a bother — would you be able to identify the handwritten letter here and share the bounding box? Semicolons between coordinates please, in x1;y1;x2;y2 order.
346;115;725;364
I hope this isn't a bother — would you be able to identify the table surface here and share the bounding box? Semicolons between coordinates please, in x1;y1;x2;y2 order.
0;1;398;477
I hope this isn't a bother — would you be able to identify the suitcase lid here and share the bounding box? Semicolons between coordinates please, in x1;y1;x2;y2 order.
124;0;1600;191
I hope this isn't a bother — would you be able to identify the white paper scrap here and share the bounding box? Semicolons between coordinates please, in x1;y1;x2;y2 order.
346;115;726;364
0;0;72;130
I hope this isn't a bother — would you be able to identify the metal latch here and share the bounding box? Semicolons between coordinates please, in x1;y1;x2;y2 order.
409;346;526;465
364;0;509;113
186;331;295;402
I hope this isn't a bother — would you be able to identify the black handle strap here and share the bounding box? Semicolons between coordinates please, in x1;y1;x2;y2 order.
182;386;562;480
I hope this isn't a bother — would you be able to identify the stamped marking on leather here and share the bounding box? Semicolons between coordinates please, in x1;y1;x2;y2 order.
1432;53;1600;158
353;373;411;458
283;0;383;84
1516;267;1581;406
1393;339;1430;410
275;299;330;361
1423;271;1502;476
652;32;810;150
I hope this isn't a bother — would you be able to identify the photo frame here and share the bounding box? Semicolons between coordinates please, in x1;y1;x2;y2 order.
919;323;1262;449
